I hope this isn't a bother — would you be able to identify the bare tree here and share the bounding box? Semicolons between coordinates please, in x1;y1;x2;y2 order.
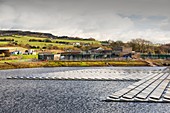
128;38;153;53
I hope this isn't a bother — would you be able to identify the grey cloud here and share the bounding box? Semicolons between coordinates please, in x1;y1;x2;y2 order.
0;0;170;43
2;0;170;16
160;19;170;31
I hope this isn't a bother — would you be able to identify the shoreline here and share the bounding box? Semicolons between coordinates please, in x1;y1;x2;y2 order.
0;60;150;70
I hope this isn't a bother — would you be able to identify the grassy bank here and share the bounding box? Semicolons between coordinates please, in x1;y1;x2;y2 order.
0;60;149;70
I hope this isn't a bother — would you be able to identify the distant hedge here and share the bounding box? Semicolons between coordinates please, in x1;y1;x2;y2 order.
29;39;43;42
0;38;14;41
29;39;52;43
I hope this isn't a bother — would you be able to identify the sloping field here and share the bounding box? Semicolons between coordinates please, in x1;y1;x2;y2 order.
0;35;99;49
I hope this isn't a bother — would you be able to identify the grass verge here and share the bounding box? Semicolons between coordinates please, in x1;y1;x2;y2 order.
0;60;149;70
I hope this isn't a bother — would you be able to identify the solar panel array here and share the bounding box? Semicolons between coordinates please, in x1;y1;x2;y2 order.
106;67;170;102
7;67;170;102
7;68;161;81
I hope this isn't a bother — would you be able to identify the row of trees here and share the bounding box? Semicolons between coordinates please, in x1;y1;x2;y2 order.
57;36;96;41
29;39;92;45
109;38;169;54
29;39;52;42
0;38;14;41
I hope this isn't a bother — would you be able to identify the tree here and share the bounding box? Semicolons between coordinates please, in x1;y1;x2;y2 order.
128;38;153;53
52;46;58;49
110;40;124;48
25;44;31;49
43;39;52;42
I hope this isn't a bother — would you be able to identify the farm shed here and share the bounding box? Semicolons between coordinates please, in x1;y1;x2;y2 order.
38;52;60;61
0;48;10;57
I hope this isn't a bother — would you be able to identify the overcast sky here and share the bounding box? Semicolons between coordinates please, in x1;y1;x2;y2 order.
0;0;170;43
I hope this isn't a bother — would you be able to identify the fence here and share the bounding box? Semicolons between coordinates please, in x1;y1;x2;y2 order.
141;54;170;59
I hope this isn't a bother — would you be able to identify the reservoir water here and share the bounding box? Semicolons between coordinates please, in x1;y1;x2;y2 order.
0;67;170;113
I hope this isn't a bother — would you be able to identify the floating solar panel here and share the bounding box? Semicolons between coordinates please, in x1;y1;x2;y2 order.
106;72;170;102
7;67;170;103
7;68;163;81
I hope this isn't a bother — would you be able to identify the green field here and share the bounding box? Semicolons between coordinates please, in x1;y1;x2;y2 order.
0;47;27;52
0;35;100;49
0;42;9;45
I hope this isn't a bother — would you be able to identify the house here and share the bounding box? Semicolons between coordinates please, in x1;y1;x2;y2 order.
83;43;90;47
60;50;82;60
0;48;10;57
60;48;115;60
113;46;132;57
11;50;22;55
38;52;61;61
24;49;36;55
88;47;104;54
100;41;110;46
73;42;81;47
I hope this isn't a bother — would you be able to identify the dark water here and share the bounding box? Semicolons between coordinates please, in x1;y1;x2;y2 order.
0;67;170;113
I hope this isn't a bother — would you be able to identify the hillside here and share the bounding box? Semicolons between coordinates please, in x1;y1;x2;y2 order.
1;30;169;53
0;30;101;50
0;30;96;41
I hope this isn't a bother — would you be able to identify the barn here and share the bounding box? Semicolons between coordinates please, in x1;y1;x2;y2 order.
38;52;60;61
0;48;10;57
